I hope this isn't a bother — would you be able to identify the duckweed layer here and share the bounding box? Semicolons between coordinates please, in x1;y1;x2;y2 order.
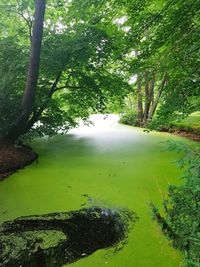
1;115;193;267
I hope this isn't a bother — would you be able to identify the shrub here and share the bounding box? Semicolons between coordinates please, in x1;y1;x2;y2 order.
151;142;200;267
119;111;138;126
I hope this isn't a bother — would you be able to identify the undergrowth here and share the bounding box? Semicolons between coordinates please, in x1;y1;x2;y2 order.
151;141;200;267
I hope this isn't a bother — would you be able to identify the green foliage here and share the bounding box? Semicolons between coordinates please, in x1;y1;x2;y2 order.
0;0;199;138
119;111;138;126
152;142;200;266
0;0;131;139
0;37;28;136
116;0;200;124
163;185;200;267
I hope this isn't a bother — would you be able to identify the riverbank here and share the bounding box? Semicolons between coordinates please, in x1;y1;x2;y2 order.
0;141;38;181
119;112;200;142
121;122;200;142
159;127;200;142
161;112;200;141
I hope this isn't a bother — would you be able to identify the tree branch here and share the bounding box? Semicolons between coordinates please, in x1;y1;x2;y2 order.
144;0;175;29
26;47;84;131
163;0;199;45
25;70;63;131
53;85;82;93
6;7;33;42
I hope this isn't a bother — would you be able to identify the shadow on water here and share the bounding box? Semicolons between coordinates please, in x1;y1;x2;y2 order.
0;207;138;267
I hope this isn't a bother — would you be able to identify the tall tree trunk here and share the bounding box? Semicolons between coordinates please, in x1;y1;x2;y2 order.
7;0;46;140
143;71;151;125
137;73;143;126
148;73;167;121
143;71;156;126
135;51;143;126
149;72;156;106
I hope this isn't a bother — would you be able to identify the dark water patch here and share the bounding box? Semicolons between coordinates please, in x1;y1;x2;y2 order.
0;207;137;267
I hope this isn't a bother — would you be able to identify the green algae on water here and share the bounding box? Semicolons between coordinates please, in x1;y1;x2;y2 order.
0;115;190;267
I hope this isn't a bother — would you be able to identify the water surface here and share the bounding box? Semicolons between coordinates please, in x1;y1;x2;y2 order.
0;115;188;266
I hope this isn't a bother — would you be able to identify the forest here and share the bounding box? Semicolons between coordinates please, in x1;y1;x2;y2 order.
0;0;199;267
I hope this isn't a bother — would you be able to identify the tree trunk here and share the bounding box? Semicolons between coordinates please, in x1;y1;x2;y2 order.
135;51;143;126
7;0;46;140
143;71;150;125
149;72;156;106
136;73;143;126
148;73;167;121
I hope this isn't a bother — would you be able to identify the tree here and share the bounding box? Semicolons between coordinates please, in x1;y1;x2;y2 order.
116;0;200;126
0;0;199;139
4;0;46;140
0;0;130;140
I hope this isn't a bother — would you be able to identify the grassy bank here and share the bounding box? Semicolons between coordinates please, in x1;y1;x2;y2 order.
168;112;200;135
120;112;200;141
